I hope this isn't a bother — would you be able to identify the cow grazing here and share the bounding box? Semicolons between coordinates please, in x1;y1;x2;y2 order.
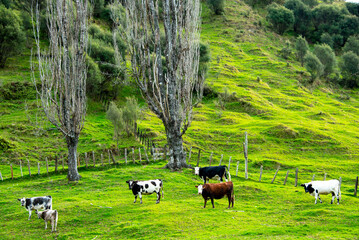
196;181;234;209
36;209;58;232
194;165;231;184
126;179;163;204
301;180;341;204
18;196;52;220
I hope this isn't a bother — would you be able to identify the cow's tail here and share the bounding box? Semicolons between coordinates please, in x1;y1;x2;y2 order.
225;165;231;181
55;210;58;228
338;181;342;201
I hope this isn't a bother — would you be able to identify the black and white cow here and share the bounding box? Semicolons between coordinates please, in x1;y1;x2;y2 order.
194;166;231;184
18;196;52;220
126;179;163;204
301;180;341;204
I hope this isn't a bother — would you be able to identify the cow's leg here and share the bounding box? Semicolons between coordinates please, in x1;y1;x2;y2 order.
203;199;207;208
211;197;215;208
51;220;54;232
156;191;161;204
331;192;335;204
45;220;47;230
318;194;322;204
314;192;318;204
28;209;32;220
227;194;231;209
139;192;143;204
231;195;234;208
134;195;137;203
337;191;340;205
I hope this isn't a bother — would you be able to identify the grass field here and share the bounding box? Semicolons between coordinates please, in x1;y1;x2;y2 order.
1;0;359;239
1;161;359;240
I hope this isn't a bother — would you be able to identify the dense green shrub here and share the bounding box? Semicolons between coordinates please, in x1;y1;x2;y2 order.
346;2;359;17
0;5;25;68
295;36;309;66
267;3;295;34
340;51;359;87
320;33;333;48
207;0;224;15
313;44;336;78
284;0;312;35
304;51;323;81
300;0;318;8
343;36;359;56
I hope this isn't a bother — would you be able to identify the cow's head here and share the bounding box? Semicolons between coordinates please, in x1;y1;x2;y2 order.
36;210;44;219
301;183;313;193
195;185;203;194
194;167;200;175
17;197;26;206
126;180;134;190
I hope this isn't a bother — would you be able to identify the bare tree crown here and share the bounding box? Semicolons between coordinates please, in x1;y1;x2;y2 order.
32;0;89;139
112;0;203;136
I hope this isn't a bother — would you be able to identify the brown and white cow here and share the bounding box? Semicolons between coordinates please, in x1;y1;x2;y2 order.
196;181;234;209
36;209;58;232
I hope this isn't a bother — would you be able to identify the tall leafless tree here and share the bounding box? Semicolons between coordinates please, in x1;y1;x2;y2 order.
32;0;89;181
112;0;204;170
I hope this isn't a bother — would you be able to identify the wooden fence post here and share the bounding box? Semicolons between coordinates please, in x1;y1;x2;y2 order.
354;176;358;197
11;164;13;180
125;148;128;164
62;155;65;170
228;157;232;171
271;165;280;184
324;173;327;181
27;159;31;177
209;152;213;166
188;146;192;163
108;150;111;165
46;157;49;175
20;160;23;177
295;168;298;187
219;154;223;166
259;165;263;182
77;154;80;167
110;150;116;164
85;152;88;168
101;154;104;167
139;148;142;163
197;149;201;167
312;174;315;181
132;148;135;164
244;131;248;179
144;147;149;163
0;171;2;181
236;161;239;177
37;162;40;175
55;156;58;173
284;170;289;185
92;151;95;167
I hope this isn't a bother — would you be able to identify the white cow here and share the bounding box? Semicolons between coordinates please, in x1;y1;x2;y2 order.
36;209;58;232
301;180;341;204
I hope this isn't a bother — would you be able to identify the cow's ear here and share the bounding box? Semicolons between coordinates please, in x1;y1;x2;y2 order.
195;185;198;188
17;199;21;201
300;184;305;187
126;180;129;183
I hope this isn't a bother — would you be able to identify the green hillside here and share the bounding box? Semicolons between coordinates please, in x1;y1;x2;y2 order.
1;0;359;239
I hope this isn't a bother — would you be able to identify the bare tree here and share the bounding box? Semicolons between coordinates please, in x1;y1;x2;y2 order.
32;0;89;181
112;0;203;170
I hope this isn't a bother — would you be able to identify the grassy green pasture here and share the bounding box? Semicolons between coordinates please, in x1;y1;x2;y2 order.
1;161;359;240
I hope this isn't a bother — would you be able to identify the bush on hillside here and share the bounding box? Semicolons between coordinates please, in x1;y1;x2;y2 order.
340;51;359;88
266;3;294;35
0;5;25;68
295;35;309;66
343;36;359;56
284;0;312;35
320;33;333;48
346;2;359;17
313;44;336;78
300;0;318;8
304;51;323;81
207;0;224;15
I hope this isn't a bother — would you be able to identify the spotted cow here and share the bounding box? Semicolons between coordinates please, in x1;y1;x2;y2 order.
194;165;231;184
18;196;52;220
126;179;163;204
301;179;341;204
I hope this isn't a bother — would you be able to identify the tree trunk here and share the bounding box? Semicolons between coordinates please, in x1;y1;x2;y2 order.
164;123;189;170
66;136;81;181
